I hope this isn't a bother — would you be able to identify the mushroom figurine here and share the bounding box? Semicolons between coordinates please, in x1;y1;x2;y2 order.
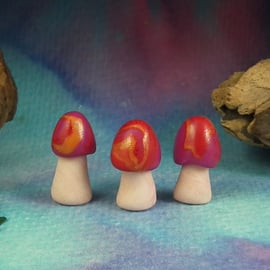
111;119;161;211
173;116;221;204
51;111;96;205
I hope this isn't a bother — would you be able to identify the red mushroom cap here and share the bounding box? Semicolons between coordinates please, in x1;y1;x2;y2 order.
51;111;96;158
174;116;221;168
111;119;161;172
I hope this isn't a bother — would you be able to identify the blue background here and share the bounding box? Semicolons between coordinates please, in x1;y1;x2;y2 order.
0;1;270;269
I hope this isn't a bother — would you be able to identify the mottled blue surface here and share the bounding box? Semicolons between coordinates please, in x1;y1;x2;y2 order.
1;1;270;269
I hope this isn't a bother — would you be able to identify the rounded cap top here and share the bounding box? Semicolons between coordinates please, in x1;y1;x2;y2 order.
111;119;161;172
51;111;96;158
174;116;221;168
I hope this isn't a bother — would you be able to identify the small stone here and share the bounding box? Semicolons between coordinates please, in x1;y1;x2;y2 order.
0;216;7;225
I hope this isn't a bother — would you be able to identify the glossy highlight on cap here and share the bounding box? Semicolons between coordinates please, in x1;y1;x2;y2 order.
111;119;161;172
51;111;96;158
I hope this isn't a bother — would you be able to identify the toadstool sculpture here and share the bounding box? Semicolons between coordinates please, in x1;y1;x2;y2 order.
111;119;161;211
173;116;221;204
51;111;96;205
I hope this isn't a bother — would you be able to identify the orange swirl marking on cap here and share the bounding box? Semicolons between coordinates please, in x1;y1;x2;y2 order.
113;124;149;171
184;119;215;159
53;115;82;155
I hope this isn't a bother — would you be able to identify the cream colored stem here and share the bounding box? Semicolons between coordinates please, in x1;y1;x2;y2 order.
51;156;92;205
116;171;157;211
173;165;212;205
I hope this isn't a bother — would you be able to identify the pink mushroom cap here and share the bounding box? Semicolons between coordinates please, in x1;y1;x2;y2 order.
174;116;221;168
51;111;96;158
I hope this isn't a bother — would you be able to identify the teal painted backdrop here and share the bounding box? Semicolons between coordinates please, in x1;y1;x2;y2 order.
1;1;270;269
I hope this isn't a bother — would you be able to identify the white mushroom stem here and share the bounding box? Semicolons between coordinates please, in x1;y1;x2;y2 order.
116;171;157;211
173;164;212;205
51;156;92;205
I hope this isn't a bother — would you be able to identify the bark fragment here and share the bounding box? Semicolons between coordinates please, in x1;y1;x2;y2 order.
212;59;270;147
0;50;17;128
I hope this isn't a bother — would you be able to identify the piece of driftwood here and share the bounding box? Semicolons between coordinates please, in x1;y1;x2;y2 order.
0;50;17;129
212;59;270;148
